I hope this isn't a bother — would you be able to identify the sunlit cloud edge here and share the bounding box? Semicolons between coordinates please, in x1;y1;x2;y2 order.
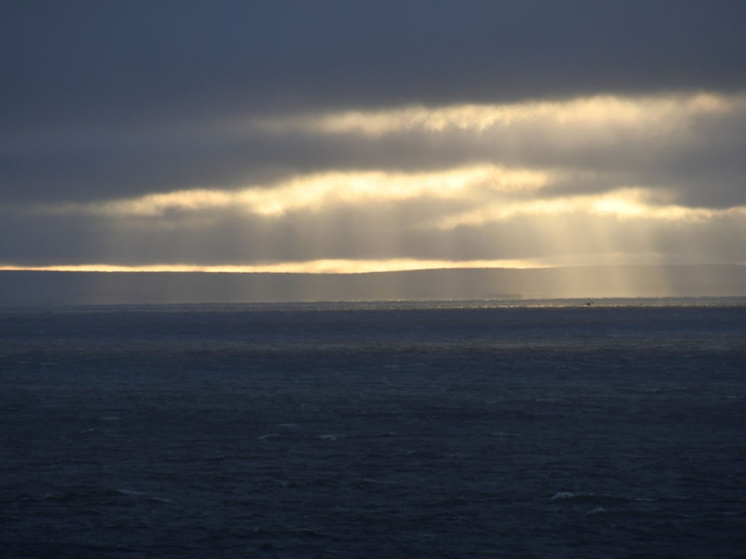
247;91;740;137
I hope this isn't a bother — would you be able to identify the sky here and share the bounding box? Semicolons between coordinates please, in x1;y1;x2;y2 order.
2;0;746;276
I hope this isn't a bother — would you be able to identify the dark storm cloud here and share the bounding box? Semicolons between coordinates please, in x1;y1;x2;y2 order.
3;0;745;131
3;0;745;204
3;94;745;208
0;120;483;203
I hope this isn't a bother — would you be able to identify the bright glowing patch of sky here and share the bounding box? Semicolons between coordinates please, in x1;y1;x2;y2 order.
253;93;733;136
50;165;546;218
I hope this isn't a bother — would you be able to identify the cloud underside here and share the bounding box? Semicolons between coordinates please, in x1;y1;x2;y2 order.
2;93;746;271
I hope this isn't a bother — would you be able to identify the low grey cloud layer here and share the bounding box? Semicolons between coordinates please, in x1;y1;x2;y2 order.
3;1;745;128
3;94;746;207
2;1;745;272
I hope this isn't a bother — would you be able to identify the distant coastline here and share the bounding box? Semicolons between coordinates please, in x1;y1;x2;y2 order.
1;265;745;306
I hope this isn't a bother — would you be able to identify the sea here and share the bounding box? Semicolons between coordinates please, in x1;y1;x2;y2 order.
1;299;744;558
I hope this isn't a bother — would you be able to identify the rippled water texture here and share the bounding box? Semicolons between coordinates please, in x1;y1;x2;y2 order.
1;301;745;557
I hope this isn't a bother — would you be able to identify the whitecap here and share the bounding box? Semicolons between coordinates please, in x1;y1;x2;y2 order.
551;491;580;501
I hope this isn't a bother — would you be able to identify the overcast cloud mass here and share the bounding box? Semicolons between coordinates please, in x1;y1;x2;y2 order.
2;0;746;274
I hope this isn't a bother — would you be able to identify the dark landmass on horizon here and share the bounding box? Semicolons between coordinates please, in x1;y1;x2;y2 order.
1;265;745;306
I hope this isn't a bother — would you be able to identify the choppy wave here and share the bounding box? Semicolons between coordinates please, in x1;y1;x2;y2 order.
1;302;744;557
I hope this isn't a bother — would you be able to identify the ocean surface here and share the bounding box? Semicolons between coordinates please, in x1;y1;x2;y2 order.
1;299;745;558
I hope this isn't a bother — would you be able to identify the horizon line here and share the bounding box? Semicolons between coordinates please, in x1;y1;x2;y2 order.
0;260;547;275
0;261;743;275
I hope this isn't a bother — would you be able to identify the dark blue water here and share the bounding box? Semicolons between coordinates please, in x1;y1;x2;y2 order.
1;301;745;557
